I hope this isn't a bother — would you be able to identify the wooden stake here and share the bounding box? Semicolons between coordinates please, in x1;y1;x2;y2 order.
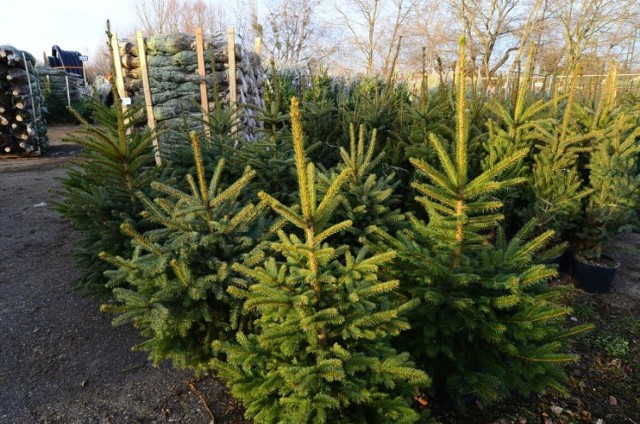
195;27;211;144
254;37;262;56
227;26;238;138
110;32;128;105
137;30;162;166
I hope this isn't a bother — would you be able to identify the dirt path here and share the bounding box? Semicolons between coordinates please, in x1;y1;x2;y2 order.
0;127;244;424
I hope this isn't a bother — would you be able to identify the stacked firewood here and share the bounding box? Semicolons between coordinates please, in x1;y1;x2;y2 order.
0;45;48;156
117;32;264;148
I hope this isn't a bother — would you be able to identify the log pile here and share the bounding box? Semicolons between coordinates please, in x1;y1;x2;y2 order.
117;32;264;148
0;45;48;156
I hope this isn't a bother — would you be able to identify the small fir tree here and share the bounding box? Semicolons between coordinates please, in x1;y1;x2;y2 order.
234;95;320;205
481;47;554;232
167;101;244;190
210;97;429;424
575;113;640;260
101;132;274;371
55;96;157;293
372;38;591;407
524;73;593;241
318;124;406;245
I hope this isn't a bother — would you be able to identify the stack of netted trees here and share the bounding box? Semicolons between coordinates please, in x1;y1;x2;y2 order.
37;66;84;104
117;32;264;149
0;45;48;156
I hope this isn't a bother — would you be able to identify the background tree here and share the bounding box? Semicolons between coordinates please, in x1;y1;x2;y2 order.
181;0;227;35
134;0;226;36
449;0;527;81
334;0;417;75
134;0;182;35
402;2;458;71
551;0;640;73
261;0;336;69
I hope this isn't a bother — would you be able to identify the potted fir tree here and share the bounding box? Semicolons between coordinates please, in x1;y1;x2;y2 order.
572;114;640;293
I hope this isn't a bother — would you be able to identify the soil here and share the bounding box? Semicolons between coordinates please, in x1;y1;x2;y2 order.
0;126;245;424
1;126;639;424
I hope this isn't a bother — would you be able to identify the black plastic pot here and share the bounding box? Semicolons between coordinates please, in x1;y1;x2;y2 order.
550;248;574;274
572;254;620;294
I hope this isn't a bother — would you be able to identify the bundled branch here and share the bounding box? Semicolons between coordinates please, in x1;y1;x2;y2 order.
0;45;48;156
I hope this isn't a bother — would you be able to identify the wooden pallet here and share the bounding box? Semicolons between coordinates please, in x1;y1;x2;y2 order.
0;150;41;159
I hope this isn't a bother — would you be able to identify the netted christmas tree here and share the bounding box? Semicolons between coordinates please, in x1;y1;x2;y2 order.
101;132;276;371
210;97;429;424
371;38;591;407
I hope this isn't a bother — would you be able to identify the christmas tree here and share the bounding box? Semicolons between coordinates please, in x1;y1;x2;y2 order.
211;97;429;423
575;112;640;259
55;95;157;293
317;124;406;245
101;132;274;371
372;38;591;407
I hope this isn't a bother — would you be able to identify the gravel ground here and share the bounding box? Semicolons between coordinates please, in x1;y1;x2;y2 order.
0;126;244;424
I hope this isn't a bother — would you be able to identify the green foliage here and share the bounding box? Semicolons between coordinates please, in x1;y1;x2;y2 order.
482;49;554;233
100;132;276;371
523;76;593;241
318;124;406;245
233;99;300;204
43;88;95;124
210;97;429;424
165;104;243;192
301;99;342;168
370;40;590;407
54;96;157;293
594;334;630;357
575;112;640;259
54;36;640;419
338;78;410;164
300;73;342;167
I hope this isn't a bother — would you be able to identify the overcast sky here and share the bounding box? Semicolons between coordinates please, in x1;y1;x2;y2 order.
3;0;138;63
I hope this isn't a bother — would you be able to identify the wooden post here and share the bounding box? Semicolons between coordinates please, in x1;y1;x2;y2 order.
109;31;135;146
82;60;88;85
136;30;162;166
227;26;238;138
195;27;212;144
254;37;262;56
110;32;128;106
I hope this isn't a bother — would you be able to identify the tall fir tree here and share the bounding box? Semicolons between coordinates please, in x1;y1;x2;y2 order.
101;132;275;371
210;97;429;424
371;38;591;407
521;72;594;241
575;112;640;259
481;47;554;233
